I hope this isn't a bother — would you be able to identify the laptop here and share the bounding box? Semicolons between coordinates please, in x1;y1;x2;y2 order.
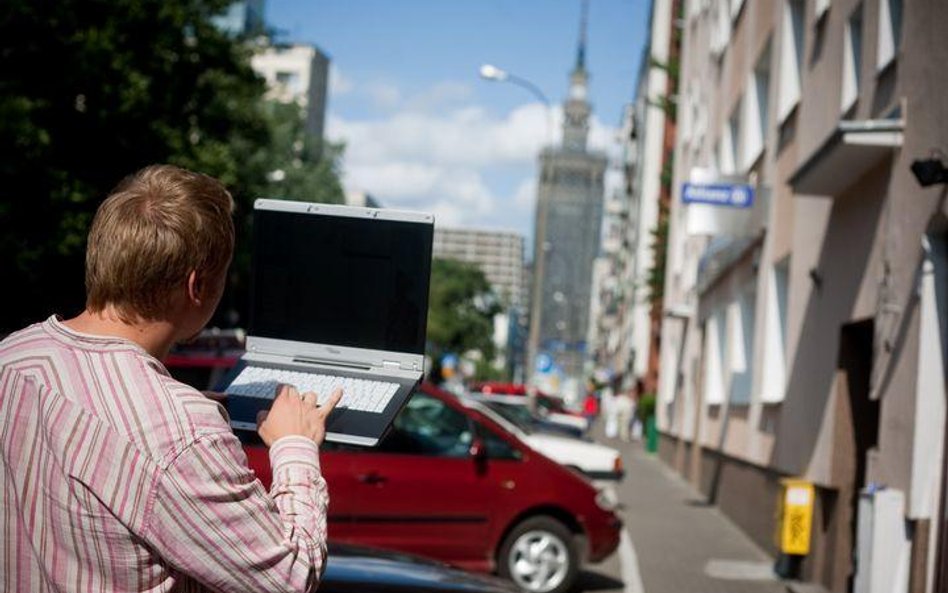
222;198;434;447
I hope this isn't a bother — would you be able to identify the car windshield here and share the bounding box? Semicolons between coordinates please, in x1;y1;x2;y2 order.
480;401;535;434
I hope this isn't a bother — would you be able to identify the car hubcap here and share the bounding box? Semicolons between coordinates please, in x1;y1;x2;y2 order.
508;530;569;592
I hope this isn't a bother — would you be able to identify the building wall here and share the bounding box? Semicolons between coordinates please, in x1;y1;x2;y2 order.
251;44;330;144
431;227;526;308
629;0;672;383
657;0;948;591
535;149;607;379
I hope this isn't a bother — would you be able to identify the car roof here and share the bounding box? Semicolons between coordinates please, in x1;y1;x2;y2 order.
325;543;520;593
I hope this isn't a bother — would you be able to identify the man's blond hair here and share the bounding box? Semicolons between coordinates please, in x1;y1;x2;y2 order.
85;164;235;322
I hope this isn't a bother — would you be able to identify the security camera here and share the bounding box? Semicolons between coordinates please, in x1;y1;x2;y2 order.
911;158;948;187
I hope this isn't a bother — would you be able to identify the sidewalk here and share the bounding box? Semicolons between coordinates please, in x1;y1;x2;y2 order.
601;428;790;593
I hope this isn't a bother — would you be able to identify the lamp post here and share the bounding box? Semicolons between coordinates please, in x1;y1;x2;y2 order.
479;64;553;147
479;63;554;385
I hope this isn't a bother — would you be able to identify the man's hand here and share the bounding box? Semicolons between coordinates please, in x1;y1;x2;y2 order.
201;390;227;403
257;384;344;447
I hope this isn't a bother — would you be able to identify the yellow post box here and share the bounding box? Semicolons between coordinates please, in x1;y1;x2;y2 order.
777;479;814;555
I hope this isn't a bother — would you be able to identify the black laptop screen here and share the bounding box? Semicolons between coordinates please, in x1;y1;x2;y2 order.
250;208;433;355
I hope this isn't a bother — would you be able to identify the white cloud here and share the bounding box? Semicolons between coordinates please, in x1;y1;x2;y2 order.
328;79;621;238
405;81;474;112
513;178;537;209
365;82;402;109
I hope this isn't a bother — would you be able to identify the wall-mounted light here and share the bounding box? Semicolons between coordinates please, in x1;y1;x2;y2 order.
809;268;823;290
911;151;948;187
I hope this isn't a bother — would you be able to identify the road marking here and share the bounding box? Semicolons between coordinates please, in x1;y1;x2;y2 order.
704;559;777;581
619;529;645;593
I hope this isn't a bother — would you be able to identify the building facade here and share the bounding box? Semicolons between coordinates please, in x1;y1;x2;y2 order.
528;14;607;392
432;227;527;309
251;43;330;144
657;0;948;591
433;227;528;380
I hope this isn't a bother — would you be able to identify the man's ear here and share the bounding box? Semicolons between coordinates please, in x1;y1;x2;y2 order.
186;270;204;306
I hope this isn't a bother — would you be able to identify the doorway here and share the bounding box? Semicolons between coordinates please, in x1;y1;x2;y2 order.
828;319;879;592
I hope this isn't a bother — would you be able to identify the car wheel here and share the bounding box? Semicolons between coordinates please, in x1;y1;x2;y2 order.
498;516;578;593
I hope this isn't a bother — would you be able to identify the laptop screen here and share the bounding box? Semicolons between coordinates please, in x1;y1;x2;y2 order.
250;208;433;355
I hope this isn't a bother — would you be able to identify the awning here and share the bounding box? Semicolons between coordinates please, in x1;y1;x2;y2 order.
789;119;904;196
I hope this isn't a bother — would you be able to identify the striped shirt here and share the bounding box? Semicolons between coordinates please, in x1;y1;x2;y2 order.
0;316;329;593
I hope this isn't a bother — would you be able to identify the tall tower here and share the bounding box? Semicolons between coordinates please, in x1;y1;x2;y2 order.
528;0;607;396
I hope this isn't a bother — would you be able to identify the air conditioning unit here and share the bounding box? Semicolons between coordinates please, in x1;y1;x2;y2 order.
853;488;910;593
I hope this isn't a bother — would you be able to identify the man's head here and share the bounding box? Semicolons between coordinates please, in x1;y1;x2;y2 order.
85;165;235;328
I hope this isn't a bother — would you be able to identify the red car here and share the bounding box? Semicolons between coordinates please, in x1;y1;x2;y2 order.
243;382;621;593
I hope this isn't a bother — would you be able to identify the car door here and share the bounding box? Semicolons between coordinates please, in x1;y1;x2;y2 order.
333;392;505;566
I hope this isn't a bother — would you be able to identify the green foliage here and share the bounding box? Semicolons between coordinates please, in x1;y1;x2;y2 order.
427;258;501;365
636;393;657;422
0;0;345;332
645;208;669;307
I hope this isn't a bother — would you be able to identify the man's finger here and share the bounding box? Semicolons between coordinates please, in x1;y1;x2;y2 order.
301;391;318;407
275;383;298;400
318;388;344;414
256;410;269;425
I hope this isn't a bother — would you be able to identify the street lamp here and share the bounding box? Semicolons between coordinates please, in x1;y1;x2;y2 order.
478;63;553;147
478;63;555;383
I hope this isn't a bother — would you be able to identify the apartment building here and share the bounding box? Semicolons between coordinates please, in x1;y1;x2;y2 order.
657;0;948;591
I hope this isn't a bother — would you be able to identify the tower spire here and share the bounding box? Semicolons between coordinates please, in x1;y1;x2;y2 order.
576;0;589;71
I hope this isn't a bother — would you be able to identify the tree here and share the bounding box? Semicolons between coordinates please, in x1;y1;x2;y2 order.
0;0;344;333
426;259;501;381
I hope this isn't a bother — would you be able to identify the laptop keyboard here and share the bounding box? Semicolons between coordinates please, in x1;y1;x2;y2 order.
225;366;399;413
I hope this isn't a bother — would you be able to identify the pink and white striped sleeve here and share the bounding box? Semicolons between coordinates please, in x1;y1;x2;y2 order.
143;432;328;593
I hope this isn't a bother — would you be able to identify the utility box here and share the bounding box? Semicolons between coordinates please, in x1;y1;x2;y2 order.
853;488;910;593
776;479;814;555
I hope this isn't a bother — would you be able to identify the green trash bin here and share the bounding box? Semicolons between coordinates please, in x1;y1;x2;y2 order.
645;416;658;453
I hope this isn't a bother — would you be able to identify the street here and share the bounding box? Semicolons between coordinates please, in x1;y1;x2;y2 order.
575;423;792;593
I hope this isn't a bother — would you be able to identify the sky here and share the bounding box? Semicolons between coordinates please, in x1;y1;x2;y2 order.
266;0;651;248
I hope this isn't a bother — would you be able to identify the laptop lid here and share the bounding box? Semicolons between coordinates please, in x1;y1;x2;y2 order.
247;199;434;375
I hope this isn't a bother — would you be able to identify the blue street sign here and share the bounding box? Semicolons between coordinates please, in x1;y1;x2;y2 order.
682;182;755;208
535;353;554;373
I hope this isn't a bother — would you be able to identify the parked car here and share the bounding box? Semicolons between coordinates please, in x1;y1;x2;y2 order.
323;543;520;593
468;382;588;434
466;393;587;439
462;394;623;481
242;382;621;593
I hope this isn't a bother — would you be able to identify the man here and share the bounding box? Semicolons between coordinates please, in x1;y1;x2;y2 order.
0;164;340;592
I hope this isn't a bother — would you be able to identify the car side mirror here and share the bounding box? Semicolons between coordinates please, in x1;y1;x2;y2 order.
469;438;487;461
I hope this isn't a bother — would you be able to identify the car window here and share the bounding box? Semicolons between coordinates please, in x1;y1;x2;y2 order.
475;422;522;461
378;393;473;457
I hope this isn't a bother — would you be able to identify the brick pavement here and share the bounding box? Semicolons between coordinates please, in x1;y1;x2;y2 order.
600;427;792;593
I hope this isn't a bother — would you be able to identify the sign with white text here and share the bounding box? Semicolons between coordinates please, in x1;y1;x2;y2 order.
682;182;755;208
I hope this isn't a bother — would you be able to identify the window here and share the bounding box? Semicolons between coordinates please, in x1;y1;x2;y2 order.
475;422;522;460
275;70;302;95
841;5;863;114
730;0;745;20
728;286;756;404
742;40;771;171
380;393;474;457
711;0;732;57
718;106;739;175
702;310;726;406
876;0;902;70
762;259;790;403
777;0;805;123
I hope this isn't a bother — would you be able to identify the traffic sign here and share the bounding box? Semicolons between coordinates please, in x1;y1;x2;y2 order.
535;353;554;373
